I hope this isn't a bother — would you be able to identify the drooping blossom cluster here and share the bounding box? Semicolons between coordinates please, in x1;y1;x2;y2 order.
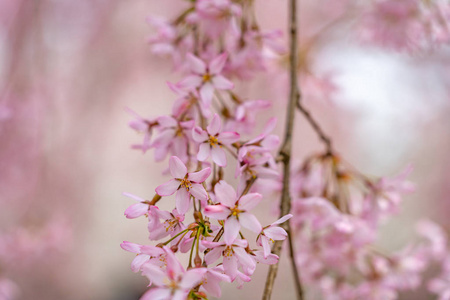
121;1;450;299
122;1;290;299
356;0;450;52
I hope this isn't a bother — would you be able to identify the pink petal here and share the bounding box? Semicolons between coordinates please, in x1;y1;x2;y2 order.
125;203;149;219
180;268;207;289
164;246;184;278
272;214;293;226
131;254;150;272
157;115;177;128
204;205;230;220
233;247;256;270
187;53;207;74
192;127;208;142
200;82;215;105
211;147;227;167
223;255;238;280
123;192;145;203
224;217;241;245
177;75;203;90
155;179;180;196
204;246;223;265
142;264;168;286
169;156;187;178
212;75;234;90
214;180;237;207
239;212;262;233
120;241;141;253
207;113;222;136
238;193;262;211
176;188;190;214
209;53;228;74
197;143;211;161
140;288;171;300
188;167;211;183
190;183;208;201
259;236;271;258
252;251;279;265
217;131;240;144
264;226;287;240
172;290;189;300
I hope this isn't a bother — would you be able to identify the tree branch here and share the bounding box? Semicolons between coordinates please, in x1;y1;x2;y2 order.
262;0;304;299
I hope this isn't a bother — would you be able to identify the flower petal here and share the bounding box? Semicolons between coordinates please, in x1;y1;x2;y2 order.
140;288;171;300
190;183;208;201
207;113;222;136
197;143;211;161
125;203;149;219
169;156;187;179
192;127;208;142
204;205;230;220
214;180;237;207
131;254;150;272
141;264;168;286
238;193;262;211
180;268;207;289
264;226;287;240
224;217;240;245
177;75;202;90
212;75;234;90
223;254;238;280
272;214;293;226
211;147;227;167
155;179;180;196
200;82;214;105
188;167;211;183
217;131;240;144
205;247;223;265
176;188;190;214
187;53;207;74
209;53;228;74
239;212;262;233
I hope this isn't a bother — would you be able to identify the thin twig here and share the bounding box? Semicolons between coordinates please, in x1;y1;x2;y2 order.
296;100;333;155
262;0;304;299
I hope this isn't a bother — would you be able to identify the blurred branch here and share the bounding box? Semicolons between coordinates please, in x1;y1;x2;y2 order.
296;100;333;155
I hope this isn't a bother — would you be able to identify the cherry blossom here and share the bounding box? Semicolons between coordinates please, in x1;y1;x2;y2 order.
204;180;262;244
155;156;211;214
192;113;240;167
177;53;234;105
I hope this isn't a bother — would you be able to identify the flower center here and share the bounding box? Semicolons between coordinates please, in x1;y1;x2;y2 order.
180;178;192;191
209;135;219;148
230;206;241;217
223;246;234;257
203;73;212;82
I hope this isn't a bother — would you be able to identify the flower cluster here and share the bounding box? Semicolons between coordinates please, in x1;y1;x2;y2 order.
122;1;289;299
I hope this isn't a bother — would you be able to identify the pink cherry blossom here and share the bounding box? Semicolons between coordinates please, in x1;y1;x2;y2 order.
126;108;157;153
204;180;262;244
120;241;165;273
203;238;255;280
151;116;194;162
123;192;151;219
147;208;185;241
155;156;211;214
177;53;234;105
192;113;240;167
141;247;207;300
257;214;292;258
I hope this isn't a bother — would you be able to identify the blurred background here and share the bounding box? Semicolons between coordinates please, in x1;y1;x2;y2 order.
1;0;449;299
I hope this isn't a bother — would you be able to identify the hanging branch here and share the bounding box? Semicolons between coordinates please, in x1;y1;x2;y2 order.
262;0;304;299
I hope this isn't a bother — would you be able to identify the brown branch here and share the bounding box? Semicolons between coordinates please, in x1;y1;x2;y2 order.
262;0;304;299
296;100;333;155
